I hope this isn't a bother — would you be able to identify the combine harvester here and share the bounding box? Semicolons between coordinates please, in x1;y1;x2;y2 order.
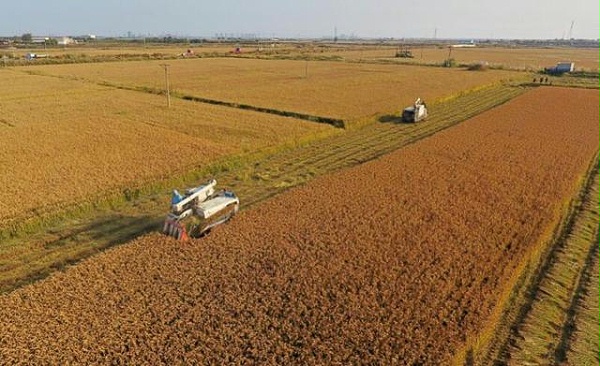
163;179;239;240
402;98;428;122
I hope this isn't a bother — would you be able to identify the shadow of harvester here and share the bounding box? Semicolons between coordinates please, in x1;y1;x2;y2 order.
378;114;405;124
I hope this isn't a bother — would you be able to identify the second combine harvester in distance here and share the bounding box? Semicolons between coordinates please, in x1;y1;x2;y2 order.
402;98;428;122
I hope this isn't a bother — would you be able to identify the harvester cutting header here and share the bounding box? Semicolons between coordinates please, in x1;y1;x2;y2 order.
163;179;239;240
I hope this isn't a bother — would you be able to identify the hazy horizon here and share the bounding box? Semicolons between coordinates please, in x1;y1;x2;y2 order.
1;0;598;40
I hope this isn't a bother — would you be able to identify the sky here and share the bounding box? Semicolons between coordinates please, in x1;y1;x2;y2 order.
0;0;598;40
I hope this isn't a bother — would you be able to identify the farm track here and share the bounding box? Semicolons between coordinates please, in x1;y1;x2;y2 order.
494;164;599;365
0;84;525;294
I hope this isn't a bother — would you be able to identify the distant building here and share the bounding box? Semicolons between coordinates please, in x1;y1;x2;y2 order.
57;37;76;46
451;40;476;48
31;36;49;44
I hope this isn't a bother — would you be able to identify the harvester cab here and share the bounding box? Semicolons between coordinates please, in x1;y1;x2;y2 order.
402;98;428;123
163;179;239;240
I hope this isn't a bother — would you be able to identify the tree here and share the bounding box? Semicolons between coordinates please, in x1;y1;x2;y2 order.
21;33;32;42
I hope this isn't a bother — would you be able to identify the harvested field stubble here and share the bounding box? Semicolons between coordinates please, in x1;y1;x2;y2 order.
0;87;597;364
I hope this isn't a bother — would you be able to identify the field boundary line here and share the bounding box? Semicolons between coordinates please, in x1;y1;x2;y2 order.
14;68;346;129
178;94;345;128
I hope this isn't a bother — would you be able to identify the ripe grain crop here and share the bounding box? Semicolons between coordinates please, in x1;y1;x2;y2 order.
13;43;297;59
0;83;523;296
0;70;332;222
0;87;597;364
319;46;600;71
28;58;521;122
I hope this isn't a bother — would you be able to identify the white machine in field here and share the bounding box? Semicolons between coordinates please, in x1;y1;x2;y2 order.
402;98;428;122
163;179;239;240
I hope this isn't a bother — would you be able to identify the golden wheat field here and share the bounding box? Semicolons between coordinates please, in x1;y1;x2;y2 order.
28;58;521;121
0;87;597;364
0;69;333;221
319;46;600;71
12;43;295;58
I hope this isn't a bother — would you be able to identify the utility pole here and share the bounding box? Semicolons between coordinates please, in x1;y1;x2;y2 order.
160;64;171;108
305;59;309;78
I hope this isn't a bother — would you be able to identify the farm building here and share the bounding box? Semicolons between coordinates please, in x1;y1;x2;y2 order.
57;36;76;46
546;62;575;74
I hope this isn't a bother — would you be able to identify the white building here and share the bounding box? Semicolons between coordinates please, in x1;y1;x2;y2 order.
57;37;76;46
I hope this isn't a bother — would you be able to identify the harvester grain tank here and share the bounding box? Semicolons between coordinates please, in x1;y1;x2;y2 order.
402;98;428;122
163;179;239;240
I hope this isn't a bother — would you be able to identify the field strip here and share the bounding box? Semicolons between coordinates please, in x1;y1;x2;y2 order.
504;167;599;365
0;83;525;294
16;68;346;128
564;244;599;365
233;85;522;179
210;84;525;207
457;155;599;365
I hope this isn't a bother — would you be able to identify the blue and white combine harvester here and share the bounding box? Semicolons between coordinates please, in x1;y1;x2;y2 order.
163;179;239;240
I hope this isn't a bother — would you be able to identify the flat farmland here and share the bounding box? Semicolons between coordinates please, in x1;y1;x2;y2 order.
0;83;524;296
9;45;214;58
319;46;599;71
28;58;521;122
0;69;333;223
13;43;283;58
0;87;596;364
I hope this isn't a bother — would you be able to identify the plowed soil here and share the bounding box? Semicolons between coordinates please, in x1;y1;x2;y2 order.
0;87;597;364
